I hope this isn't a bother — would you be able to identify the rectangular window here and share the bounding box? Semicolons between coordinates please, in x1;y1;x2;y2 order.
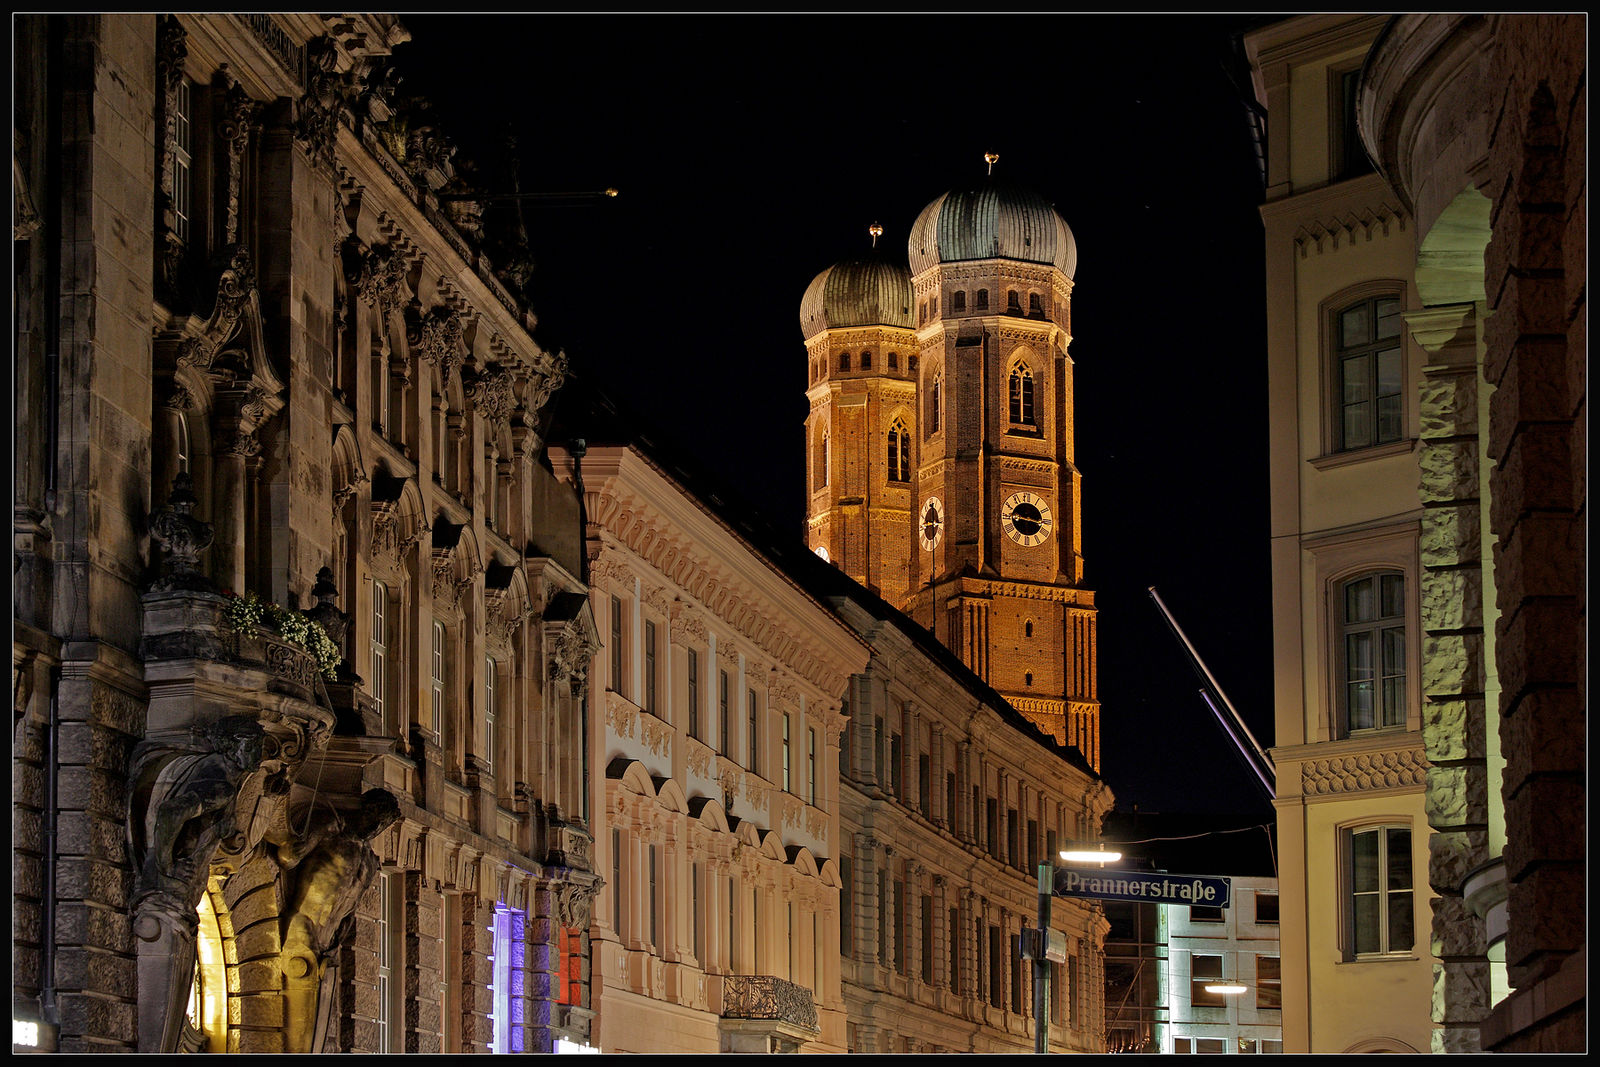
948;908;960;991
611;830;622;934
1047;828;1058;867
840;852;853;958
1068;951;1080;1029
946;771;957;830
719;670;731;756
430;621;446;737
687;649;700;739
989;924;1003;1009
1190;904;1225;924
490;904;526;1054
1028;818;1039;871
918;753;930;818
1348;824;1414;956
484;655;497;776
782;714;792;792
1336;295;1404;451
807;727;817;805
692;863;703;964
1343;572;1407;732
893;874;906;975
877;874;889;961
1256;955;1282;1010
172;79;193;243
920;895;934;984
890;732;903;798
371;580;389;734
727;877;736;973
648;845;658;949
788;903;797;981
987;797;999;857
747;688;759;773
609;596;624;697
1255;891;1280;925
377;871;402;1053
1011;927;1023;1014
874;716;886;783
1007;809;1020;869
1191;953;1226;1008
643;620;657;715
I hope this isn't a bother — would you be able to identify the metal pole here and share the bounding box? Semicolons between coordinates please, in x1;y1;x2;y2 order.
1034;863;1051;1053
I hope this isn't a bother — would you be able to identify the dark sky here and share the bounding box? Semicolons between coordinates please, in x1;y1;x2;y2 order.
397;14;1276;818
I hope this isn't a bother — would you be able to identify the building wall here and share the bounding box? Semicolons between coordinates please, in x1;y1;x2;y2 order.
1246;14;1437;1055
13;14;599;1055
1165;876;1283;1055
831;597;1111;1054
561;444;870;1054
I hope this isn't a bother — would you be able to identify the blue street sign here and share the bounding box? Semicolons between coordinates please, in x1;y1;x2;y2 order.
1053;868;1232;908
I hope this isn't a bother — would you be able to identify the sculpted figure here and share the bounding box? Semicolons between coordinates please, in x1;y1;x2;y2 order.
278;789;402;1053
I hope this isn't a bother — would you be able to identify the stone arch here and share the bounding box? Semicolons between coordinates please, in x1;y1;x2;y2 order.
816;857;842;890
655;777;690;815
755;828;786;863
690;795;732;834
609;757;658;799
784;844;820;879
1343;1036;1423;1054
216;850;290;1053
1414;186;1491;308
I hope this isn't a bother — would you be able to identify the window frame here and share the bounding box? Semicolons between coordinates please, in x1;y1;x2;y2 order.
1317;281;1410;461
1342;822;1416;960
1008;361;1036;426
1339;570;1407;734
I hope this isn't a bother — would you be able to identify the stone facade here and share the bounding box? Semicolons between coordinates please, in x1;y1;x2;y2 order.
1360;13;1585;1053
13;14;598;1054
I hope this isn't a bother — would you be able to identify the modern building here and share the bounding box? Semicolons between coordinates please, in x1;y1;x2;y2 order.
14;13;599;1054
1246;12;1585;1053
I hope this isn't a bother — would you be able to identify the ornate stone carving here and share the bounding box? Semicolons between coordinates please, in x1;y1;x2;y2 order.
465;362;516;431
1301;747;1430;795
524;346;568;417
640;713;671;756
148;472;214;592
351;241;409;322
304;566;351;671
430;554;477;610
176;245;256;374
605;693;637;740
553;877;598;930
486;606;526;653
294;36;342;169
219;429;261;458
412;304;464;382
276;789;402;1053
548;621;598;698
668;601;706;644
589;555;634;592
217;80;258;245
685;737;713;778
805;806;829;839
720;975;820;1034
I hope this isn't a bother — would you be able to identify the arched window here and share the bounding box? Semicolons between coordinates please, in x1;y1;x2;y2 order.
1009;364;1035;425
953;291;966;312
860;350;872;370
1028;293;1043;317
908;354;919;374
928;373;941;435
1006;290;1021;314
839;352;851;372
1024;620;1034;638
814;426;829;490
888;352;899;370
1340;571;1406;732
176;411;191;472
976;289;989;310
887;419;910;482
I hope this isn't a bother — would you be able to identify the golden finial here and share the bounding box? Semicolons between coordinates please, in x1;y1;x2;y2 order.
869;222;883;248
985;151;999;175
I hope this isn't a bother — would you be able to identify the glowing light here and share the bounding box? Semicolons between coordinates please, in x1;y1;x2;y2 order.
13;1019;39;1047
1204;982;1248;996
1059;844;1122;864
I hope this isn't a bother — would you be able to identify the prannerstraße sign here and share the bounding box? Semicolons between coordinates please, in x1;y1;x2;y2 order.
1053;868;1232;908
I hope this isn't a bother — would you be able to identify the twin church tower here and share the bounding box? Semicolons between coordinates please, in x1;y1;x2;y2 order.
800;161;1101;769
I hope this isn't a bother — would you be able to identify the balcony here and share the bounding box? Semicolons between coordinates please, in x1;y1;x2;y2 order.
718;975;819;1053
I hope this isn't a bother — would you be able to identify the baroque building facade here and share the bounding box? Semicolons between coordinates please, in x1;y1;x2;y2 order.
1246;12;1584;1054
14;14;600;1054
803;179;1101;768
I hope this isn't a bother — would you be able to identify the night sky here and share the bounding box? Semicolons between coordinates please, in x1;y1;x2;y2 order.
397;14;1276;818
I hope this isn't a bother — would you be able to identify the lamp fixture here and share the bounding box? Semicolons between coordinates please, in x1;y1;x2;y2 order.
1203;983;1248;996
1058;843;1122;864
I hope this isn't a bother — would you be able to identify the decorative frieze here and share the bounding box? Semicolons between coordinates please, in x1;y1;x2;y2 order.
606;692;638;740
1300;746;1429;795
639;714;671;756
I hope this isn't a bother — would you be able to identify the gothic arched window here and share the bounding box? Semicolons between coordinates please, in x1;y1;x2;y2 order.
976;289;989;310
953;291;966;312
928;373;941;435
814;426;829;490
888;351;899;370
860;350;872;370
839;352;851;372
1009;364;1035;426
887;419;910;483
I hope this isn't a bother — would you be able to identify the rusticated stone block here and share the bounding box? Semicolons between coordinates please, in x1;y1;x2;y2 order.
1422;632;1485;695
1422;566;1484;631
13;897;41;942
1495;599;1582;701
1489;423;1574;525
348;975;379;1017
1421;505;1482;567
1423;697;1487;761
1504;778;1584;873
1432;955;1490;1022
56;855;130;905
1434;1020;1486;1054
56;945;136;991
58;990;136;1038
1487;337;1572;430
1419;372;1480;438
228;882;280;928
55;901;133;953
1426;764;1489;827
1429;829;1490;894
1420;440;1481;502
233;957;279;990
1496;512;1581;599
1500;689;1584;783
237;1028;283;1053
231;989;284;1027
1505;865;1585;979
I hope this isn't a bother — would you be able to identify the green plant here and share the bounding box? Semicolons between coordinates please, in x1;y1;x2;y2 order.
225;592;342;681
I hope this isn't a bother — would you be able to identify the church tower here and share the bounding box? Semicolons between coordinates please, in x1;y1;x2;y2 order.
801;227;918;607
905;163;1100;766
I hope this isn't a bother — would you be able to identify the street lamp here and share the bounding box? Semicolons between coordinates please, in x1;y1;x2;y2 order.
1059;843;1123;864
1024;844;1126;1053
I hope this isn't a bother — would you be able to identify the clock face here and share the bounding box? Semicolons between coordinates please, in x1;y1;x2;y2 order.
1001;491;1053;547
919;497;945;551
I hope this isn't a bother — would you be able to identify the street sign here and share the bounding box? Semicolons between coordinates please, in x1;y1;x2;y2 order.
1053;868;1232;908
1020;928;1069;963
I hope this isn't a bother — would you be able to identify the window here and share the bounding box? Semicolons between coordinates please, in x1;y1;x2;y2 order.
1007;809;1019;869
1027;819;1039;870
1255;891;1280;925
719;670;731;756
782;713;792;792
1006;290;1021;313
611;830;622;934
1028;292;1044;317
918;753;930;818
908;354;919;374
609;595;625;696
643;620;658;715
1191;953;1226;1008
1347;825;1414;957
813;426;829;490
920;895;934;984
989;924;1003;1008
648;845;659;949
807;727;817;805
946;771;957;830
1009;363;1035;425
484;655;497;776
838;352;850;371
1342;572;1406;732
1190;904;1225;924
976;289;988;310
888;351;898;370
840;850;853;958
172;79;193;243
692;863;703;963
490;904;526;1054
953;291;966;312
889;731;903;799
1333;67;1375;181
928;374;941;434
1256;955;1281;1010
1334;295;1403;450
877;874;889;961
377;871;402;1053
948;908;960;991
887;419;910;482
430;621;445;737
687;649;700;739
746;689;759;772
371;580;389;733
1024;620;1033;638
986;797;999;857
860;350;872;370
